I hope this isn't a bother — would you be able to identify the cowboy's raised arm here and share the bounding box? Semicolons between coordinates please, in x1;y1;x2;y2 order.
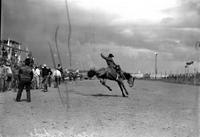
100;53;107;60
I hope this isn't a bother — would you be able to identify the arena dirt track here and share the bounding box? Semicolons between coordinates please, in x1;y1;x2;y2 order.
0;80;199;137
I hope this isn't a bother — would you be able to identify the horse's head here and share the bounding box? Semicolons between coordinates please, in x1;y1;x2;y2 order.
123;72;135;87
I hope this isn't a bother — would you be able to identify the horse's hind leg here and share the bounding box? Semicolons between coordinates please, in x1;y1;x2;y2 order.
121;82;129;95
100;79;112;91
117;81;126;97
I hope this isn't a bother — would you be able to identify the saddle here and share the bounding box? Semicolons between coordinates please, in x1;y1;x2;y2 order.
98;65;123;79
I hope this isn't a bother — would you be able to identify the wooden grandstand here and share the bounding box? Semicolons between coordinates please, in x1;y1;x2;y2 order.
0;39;29;66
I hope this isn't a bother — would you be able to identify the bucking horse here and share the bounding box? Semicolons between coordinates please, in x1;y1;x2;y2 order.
87;66;135;97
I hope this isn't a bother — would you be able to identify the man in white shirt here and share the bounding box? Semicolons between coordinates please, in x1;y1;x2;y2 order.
52;69;61;88
4;65;12;91
33;66;40;89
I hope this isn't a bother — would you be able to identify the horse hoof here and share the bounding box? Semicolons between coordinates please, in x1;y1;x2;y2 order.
122;94;128;97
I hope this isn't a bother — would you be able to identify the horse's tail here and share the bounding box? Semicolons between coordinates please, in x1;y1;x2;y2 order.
87;69;96;78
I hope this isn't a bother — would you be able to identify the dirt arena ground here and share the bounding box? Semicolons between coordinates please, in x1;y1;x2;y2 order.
0;79;199;137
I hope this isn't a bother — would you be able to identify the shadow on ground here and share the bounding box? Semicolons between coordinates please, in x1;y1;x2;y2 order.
72;90;123;97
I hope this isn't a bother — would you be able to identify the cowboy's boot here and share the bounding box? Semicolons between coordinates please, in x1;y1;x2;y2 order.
116;74;119;80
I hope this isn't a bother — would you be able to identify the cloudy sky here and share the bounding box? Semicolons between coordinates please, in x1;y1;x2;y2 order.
2;0;200;73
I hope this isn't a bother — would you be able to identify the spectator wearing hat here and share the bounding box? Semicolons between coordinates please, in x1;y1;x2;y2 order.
16;58;33;102
41;64;51;92
25;51;34;67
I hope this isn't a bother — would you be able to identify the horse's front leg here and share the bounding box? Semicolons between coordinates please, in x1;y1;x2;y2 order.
117;81;126;97
100;79;112;91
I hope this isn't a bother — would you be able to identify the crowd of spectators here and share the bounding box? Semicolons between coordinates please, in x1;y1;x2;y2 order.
162;73;200;85
0;51;63;94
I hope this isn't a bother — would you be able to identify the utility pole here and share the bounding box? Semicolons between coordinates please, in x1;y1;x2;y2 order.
65;0;72;68
0;0;2;41
154;52;158;79
55;26;62;67
194;41;200;137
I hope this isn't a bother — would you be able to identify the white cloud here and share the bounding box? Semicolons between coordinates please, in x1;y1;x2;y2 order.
89;42;154;58
4;0;200;73
120;29;134;37
71;0;178;23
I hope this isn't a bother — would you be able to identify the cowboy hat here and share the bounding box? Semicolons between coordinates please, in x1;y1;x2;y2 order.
108;53;114;57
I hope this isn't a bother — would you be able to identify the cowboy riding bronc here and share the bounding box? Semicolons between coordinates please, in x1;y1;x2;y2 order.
87;53;135;97
100;53;123;80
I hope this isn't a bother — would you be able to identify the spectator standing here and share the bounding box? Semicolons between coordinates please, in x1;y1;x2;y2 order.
41;64;51;92
26;51;34;68
47;67;52;87
16;58;33;102
12;64;19;92
0;63;7;92
52;69;61;88
4;64;12;91
33;66;40;89
57;64;63;81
